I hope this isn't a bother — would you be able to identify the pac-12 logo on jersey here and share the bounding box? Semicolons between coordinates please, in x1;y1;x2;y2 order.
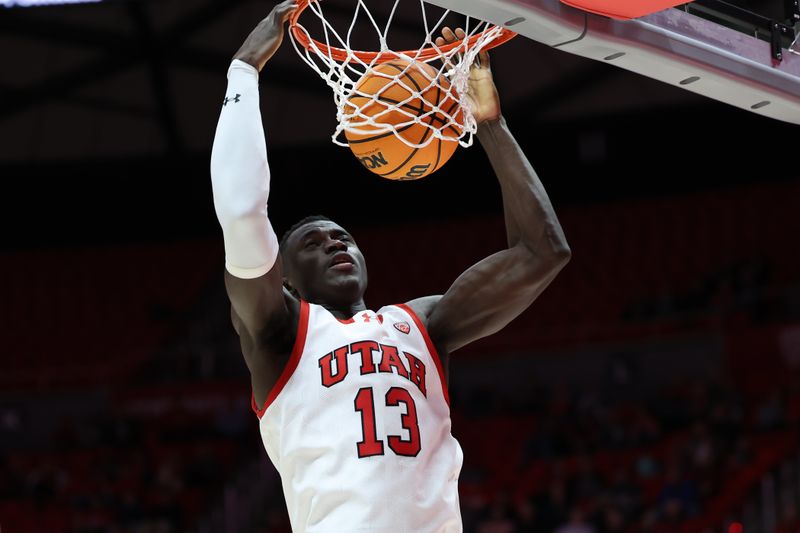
393;321;411;334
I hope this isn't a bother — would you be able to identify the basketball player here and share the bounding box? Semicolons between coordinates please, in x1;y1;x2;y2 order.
210;1;570;531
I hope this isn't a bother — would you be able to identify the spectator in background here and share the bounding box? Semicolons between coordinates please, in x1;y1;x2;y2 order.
476;496;516;533
657;461;700;520
572;454;602;502
687;421;715;472
628;404;662;445
603;468;642;523
514;497;540;532
554;506;596;533
537;475;571;531
756;390;786;430
596;506;626;533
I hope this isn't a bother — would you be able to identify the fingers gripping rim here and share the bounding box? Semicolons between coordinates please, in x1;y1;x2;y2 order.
288;0;517;64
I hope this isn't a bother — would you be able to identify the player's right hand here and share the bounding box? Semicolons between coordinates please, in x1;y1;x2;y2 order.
435;27;501;124
234;0;298;72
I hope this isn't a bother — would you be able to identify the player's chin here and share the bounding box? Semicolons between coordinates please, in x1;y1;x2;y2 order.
326;268;364;287
326;273;362;289
320;275;365;303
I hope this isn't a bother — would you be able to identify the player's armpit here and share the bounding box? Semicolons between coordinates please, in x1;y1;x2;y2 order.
402;295;442;324
226;267;301;404
224;267;300;355
425;245;568;354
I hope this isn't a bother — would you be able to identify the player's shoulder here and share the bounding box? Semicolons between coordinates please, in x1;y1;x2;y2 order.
393;295;442;325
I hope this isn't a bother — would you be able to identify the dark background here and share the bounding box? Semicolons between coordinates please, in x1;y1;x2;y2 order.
0;0;796;251
1;1;800;532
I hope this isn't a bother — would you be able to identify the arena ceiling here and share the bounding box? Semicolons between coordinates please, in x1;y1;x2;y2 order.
0;0;767;161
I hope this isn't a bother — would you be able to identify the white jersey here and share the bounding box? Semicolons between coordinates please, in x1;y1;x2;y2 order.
253;300;464;533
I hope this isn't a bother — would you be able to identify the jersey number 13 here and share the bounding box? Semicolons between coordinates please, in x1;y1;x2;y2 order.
354;386;421;458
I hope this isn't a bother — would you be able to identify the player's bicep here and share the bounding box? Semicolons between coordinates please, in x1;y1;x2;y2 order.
426;246;564;353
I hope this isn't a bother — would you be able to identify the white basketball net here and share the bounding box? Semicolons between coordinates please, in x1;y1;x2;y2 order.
289;0;507;148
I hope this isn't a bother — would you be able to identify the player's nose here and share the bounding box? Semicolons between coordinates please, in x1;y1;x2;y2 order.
323;237;347;254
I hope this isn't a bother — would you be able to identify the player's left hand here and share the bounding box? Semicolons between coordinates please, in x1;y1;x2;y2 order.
435;27;501;124
234;0;298;72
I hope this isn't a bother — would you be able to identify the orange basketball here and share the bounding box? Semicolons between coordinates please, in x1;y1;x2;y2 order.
344;60;463;181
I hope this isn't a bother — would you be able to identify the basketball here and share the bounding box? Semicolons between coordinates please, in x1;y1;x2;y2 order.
344;60;463;181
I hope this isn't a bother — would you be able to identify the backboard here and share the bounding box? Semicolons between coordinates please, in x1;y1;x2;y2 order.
423;0;800;125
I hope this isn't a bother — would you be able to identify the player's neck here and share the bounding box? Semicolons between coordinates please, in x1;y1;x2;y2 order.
323;300;367;321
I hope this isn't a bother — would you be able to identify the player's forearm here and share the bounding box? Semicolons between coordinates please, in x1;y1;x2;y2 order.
210;60;279;279
476;116;570;260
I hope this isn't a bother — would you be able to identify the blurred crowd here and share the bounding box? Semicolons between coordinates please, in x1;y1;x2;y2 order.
456;377;754;533
0;402;251;533
4;352;800;533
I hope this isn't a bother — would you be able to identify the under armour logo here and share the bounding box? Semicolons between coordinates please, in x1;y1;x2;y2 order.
359;313;383;324
223;93;241;106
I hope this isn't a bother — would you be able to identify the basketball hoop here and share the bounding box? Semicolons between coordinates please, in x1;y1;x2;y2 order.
288;0;516;149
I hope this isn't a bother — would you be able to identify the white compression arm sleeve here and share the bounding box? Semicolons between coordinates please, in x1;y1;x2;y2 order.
211;59;279;279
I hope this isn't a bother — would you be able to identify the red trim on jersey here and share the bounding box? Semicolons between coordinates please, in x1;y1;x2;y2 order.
336;317;355;324
395;303;450;406
251;299;311;419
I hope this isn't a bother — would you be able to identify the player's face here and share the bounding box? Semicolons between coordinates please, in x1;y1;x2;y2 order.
285;221;368;306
